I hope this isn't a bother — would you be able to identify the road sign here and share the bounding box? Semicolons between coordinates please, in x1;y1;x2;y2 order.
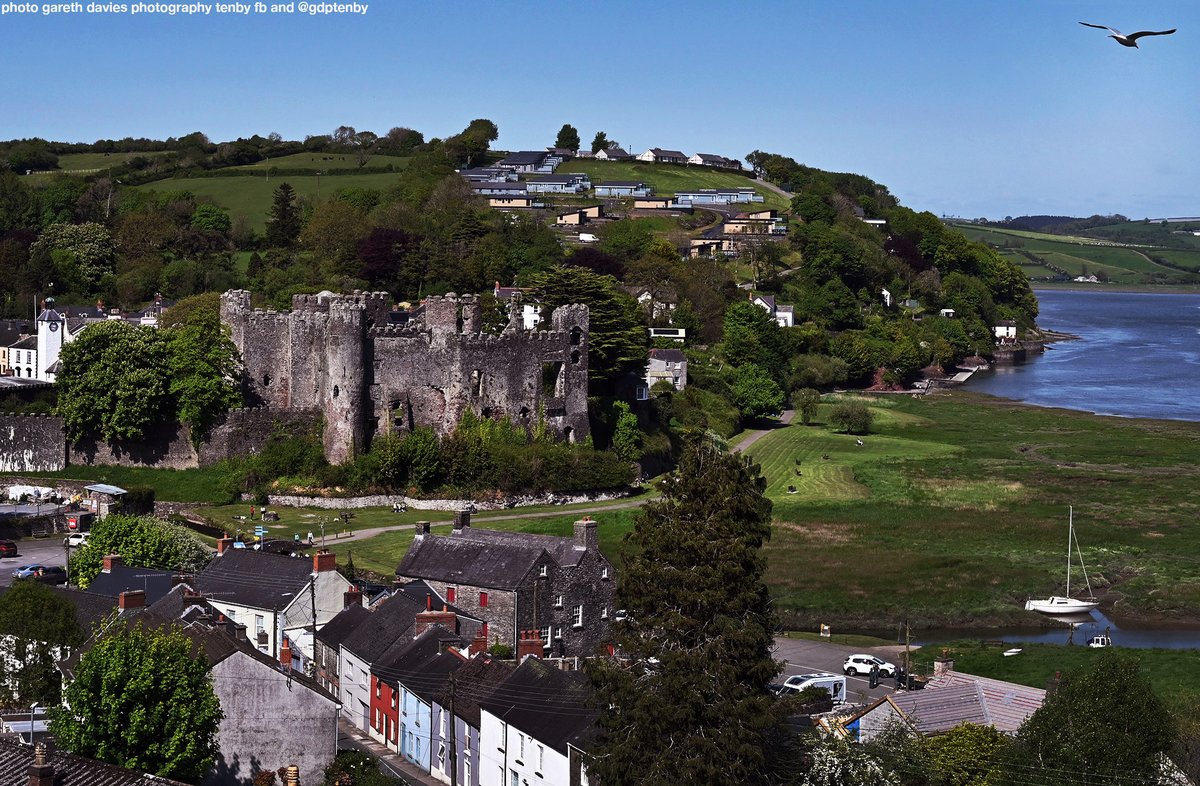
254;526;266;538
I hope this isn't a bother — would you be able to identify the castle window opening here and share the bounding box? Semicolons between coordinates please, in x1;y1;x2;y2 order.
263;372;272;387
333;385;340;398
541;362;564;398
570;327;582;346
570;350;581;365
481;407;494;420
471;369;482;396
564;426;575;443
518;407;530;420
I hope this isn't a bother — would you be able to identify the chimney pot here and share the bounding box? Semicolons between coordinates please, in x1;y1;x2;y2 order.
28;742;54;786
313;549;336;573
517;629;543;661
414;521;431;536
343;587;363;609
280;638;293;670
284;764;300;786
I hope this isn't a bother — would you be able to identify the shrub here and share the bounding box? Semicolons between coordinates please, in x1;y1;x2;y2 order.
828;400;874;435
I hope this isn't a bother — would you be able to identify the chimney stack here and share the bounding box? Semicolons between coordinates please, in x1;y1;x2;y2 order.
517;629;543;661
27;742;54;786
118;590;145;610
414;521;431;536
470;631;487;656
280;638;293;671
453;510;471;531
933;654;954;678
216;537;233;555
312;549;336;573
283;765;300;786
344;587;363;609
414;604;458;639
573;516;598;551
102;554;123;572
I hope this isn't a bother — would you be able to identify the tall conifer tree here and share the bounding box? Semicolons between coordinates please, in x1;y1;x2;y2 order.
586;436;791;786
265;182;301;248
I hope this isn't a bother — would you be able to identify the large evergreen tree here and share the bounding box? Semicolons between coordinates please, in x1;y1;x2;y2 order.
52;622;222;782
555;123;581;151
265;182;301;248
586;437;791;786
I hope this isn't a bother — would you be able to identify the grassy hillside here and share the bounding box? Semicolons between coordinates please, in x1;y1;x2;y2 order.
55;151;170;172
558;160;789;211
952;222;1200;284
134;172;407;231
745;392;1200;628
229;152;411;172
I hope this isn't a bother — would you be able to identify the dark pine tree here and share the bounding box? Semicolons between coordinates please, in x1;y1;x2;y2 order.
586;436;793;786
264;182;301;248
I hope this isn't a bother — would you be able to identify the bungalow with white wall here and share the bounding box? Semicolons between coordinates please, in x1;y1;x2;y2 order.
994;320;1018;344
525;173;591;194
752;294;795;328
636;147;687;164
594;146;631;161
674;188;764;206
688;152;741;169
594;181;652;198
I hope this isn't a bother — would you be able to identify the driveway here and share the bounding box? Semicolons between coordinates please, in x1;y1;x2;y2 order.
773;635;914;706
0;537;69;589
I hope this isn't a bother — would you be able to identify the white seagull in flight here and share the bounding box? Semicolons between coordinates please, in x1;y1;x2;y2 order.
1080;22;1176;47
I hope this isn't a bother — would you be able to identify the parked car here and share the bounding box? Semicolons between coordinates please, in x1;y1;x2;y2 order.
0;540;17;558
63;532;89;547
12;564;42;579
843;653;897;678
774;673;847;702
29;566;66;585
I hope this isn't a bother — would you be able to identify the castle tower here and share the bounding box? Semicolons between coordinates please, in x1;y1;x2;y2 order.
35;298;66;382
323;297;367;463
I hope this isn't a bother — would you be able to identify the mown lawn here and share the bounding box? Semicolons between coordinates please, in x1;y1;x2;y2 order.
745;391;1200;627
229;152;411;172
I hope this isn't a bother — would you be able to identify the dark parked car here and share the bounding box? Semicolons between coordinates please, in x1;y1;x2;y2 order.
16;566;66;585
0;540;16;558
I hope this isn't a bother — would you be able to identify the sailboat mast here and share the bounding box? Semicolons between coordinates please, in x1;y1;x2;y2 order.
1066;506;1072;597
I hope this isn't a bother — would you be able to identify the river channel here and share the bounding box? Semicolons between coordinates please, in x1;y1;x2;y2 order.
945;289;1200;647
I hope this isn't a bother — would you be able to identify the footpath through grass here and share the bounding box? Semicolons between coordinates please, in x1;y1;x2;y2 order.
746;391;1200;628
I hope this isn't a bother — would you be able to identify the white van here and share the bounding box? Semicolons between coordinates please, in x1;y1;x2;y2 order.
776;672;847;702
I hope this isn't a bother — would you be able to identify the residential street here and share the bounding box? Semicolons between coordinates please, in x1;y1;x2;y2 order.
773;635;915;706
0;537;69;589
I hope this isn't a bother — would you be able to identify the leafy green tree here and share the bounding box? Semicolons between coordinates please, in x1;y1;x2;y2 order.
0;580;83;705
165;301;242;446
801;735;892;786
265;182;302;248
190;203;232;235
555;124;581;151
586;437;789;786
796;387;822;425
722;300;786;372
1002;651;1176;786
57;320;172;442
402;428;443;491
925;722;1008;786
0;170;38;232
591;131;609;154
51;622;222;782
29;222;116;294
828;399;874;435
610;400;642;461
599;219;654;263
69;514;212;589
729;363;785;421
527;265;647;393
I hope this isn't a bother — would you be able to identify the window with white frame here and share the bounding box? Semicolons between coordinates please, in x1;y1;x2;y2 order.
539;564;548;577
554;594;563;608
573;604;583;627
555;626;563;639
601;607;609;619
601;566;609;580
539;625;552;645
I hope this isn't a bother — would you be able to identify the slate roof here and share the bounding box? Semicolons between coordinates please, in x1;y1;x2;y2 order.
496;151;549;167
197;550;316;610
340;591;424;663
8;335;35;350
314;602;370;648
432;655;514;728
649;148;687;159
398;525;595;591
87;565;179;605
596;147;630;158
49;587;117;635
0;738;189;786
373;625;465;698
921;670;1045;732
471;181;527;192
480;657;596;755
754;294;777;310
0;320;29;345
649;349;685;363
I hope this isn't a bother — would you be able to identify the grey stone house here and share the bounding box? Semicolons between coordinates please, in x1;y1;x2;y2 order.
395;513;616;657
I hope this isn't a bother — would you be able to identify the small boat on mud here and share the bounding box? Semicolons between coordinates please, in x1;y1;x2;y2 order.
1025;506;1099;615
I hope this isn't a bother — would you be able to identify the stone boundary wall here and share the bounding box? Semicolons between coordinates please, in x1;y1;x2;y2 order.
0;414;68;472
0;407;319;473
263;488;632;511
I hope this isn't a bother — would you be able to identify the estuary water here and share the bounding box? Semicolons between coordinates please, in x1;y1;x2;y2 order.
966;289;1200;421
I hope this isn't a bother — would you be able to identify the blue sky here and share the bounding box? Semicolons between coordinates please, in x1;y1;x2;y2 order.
3;0;1197;219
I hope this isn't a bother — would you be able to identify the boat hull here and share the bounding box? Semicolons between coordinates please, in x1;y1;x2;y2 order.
1025;596;1099;615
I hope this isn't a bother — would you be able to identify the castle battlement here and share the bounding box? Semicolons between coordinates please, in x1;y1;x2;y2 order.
221;289;591;463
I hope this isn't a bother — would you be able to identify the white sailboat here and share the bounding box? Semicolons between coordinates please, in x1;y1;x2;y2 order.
1025;507;1100;615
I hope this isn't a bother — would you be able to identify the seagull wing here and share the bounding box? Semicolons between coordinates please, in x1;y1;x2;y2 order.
1080;21;1123;36
1126;29;1176;41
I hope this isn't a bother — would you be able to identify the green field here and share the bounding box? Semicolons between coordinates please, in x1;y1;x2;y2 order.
745;392;1200;628
558;160;789;212
135;172;407;231
54;151;170;173
952;223;1195;284
229;152;412;172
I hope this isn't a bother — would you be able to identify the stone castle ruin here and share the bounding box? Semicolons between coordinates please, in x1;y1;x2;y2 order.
219;290;591;463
